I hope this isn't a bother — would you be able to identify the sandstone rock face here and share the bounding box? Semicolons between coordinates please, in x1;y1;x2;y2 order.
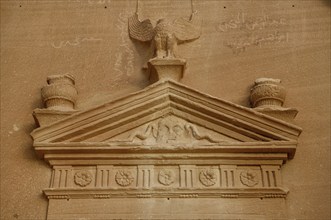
1;1;330;220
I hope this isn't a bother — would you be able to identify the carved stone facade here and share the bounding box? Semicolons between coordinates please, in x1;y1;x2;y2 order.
29;5;303;220
32;70;302;219
2;0;330;219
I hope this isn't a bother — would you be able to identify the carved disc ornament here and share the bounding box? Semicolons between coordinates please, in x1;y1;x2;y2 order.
158;169;175;186
240;170;259;187
115;170;134;187
199;169;217;186
74;170;92;187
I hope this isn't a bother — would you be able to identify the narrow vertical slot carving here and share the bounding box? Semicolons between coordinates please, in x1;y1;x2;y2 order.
179;166;182;187
103;170;107;187
148;170;151;187
219;168;222;187
65;170;68;187
58;170;62;188
231;170;234;187
101;170;104;187
53;169;60;188
107;170;110;187
266;171;271;187
95;169;99;187
50;170;55;188
143;170;146;187
184;170;187;187
261;168;265;187
272;171;277;186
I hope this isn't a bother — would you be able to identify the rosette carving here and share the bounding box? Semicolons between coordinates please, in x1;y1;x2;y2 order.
115;170;134;187
199;169;217;187
74;170;92;187
240;170;259;187
158;169;175;186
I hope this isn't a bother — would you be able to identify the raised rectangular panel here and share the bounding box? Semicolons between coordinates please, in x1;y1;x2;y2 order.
261;165;282;187
137;165;154;188
179;165;196;188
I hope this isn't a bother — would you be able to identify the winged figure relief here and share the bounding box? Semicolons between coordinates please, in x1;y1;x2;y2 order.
128;11;201;59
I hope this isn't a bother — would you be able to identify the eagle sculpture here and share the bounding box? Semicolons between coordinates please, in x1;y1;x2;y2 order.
128;11;201;59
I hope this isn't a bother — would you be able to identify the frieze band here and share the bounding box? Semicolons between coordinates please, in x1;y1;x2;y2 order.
50;164;281;192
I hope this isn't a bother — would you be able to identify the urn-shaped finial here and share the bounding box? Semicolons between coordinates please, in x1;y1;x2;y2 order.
250;78;286;108
41;74;77;110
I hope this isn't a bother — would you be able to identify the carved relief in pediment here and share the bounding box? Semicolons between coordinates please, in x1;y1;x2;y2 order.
110;115;237;145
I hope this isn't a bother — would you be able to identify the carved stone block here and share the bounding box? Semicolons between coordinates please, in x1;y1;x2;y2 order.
148;58;186;83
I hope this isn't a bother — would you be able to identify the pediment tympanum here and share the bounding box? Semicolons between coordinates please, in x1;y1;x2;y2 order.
31;8;302;219
110;115;239;144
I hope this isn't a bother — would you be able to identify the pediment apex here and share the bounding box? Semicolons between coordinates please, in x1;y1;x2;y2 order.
31;80;302;144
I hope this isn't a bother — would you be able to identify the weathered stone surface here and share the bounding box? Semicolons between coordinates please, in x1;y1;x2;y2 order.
1;0;330;220
30;25;303;216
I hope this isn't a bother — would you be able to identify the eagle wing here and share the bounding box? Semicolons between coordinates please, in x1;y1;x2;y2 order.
172;12;201;43
128;13;155;42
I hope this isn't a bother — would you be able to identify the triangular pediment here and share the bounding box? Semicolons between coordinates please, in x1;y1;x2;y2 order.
31;80;302;146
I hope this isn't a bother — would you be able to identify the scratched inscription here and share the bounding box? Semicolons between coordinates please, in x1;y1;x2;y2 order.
87;0;112;4
113;11;135;78
216;12;289;54
51;36;103;49
68;0;112;4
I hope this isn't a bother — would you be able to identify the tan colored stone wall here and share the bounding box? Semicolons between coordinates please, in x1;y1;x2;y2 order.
1;0;330;219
